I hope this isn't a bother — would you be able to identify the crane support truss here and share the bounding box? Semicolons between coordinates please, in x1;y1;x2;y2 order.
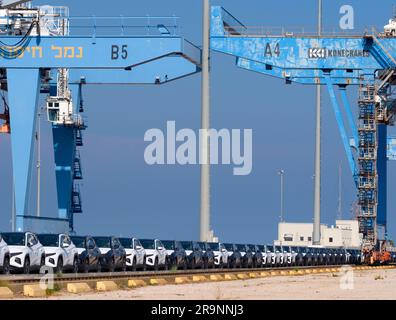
210;6;396;248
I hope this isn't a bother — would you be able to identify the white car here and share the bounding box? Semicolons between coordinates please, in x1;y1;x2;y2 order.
0;233;10;274
119;237;146;271
283;246;293;266
274;245;285;266
207;242;228;268
140;239;167;270
2;232;45;274
38;234;79;273
384;18;396;37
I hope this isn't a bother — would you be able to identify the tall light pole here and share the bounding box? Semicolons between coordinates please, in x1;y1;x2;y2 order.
200;0;211;241
338;163;342;220
36;109;41;217
278;169;285;222
313;0;322;245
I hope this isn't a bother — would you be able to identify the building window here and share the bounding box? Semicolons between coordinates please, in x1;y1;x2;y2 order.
283;234;293;242
329;237;333;243
308;237;312;241
300;236;304;241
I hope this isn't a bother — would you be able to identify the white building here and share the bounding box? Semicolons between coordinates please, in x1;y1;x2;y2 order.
274;220;362;248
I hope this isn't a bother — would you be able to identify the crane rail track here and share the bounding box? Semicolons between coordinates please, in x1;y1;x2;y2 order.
1;264;394;286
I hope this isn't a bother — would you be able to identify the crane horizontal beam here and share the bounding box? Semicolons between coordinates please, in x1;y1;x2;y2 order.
236;58;374;85
0;36;201;69
211;6;396;72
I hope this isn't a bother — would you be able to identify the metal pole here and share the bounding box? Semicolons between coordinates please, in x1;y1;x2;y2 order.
11;180;15;232
313;0;322;245
338;163;342;220
200;0;211;241
278;169;285;222
36;110;41;217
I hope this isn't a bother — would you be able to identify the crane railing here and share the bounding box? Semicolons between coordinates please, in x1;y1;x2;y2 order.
67;15;180;37
222;25;377;38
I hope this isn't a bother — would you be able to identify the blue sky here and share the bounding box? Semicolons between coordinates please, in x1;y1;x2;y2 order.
1;0;396;243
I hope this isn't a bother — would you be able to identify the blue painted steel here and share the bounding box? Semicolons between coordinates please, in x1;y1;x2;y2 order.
237;57;365;85
0;37;201;69
7;69;40;232
377;124;387;227
339;87;359;148
211;6;396;71
52;126;76;221
0;25;202;233
68;57;198;84
324;75;358;182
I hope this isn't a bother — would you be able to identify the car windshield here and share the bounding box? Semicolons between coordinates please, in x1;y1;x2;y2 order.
119;238;132;248
140;239;155;249
237;244;246;251
94;237;111;248
70;236;85;248
224;243;234;251
283;246;290;253
266;245;274;252
197;242;206;250
257;245;265;251
181;241;193;250
1;233;25;245
275;246;282;252
300;247;307;253
38;234;59;247
161;240;175;250
207;242;219;251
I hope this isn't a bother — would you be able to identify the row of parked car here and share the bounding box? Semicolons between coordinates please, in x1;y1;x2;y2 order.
1;231;394;274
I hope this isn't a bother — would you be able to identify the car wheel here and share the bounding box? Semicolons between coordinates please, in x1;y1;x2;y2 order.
97;259;102;273
56;257;63;274
108;259;115;272
132;257;137;272
83;259;89;273
121;257;127;272
40;255;45;271
142;257;147;271
23;257;30;274
154;258;159;271
72;257;79;273
2;256;10;275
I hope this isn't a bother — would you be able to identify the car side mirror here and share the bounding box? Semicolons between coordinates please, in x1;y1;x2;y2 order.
158;246;164;250
136;245;142;250
221;248;226;252
27;241;34;247
62;243;70;248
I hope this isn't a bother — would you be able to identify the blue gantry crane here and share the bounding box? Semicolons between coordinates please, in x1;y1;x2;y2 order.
0;1;201;233
210;6;396;258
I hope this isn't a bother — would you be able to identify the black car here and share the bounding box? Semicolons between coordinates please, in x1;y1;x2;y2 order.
249;244;263;267
292;246;303;266
162;240;188;270
181;241;205;269
198;242;215;268
237;244;254;268
223;243;242;268
93;236;127;272
70;236;102;273
325;248;337;265
299;246;314;266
